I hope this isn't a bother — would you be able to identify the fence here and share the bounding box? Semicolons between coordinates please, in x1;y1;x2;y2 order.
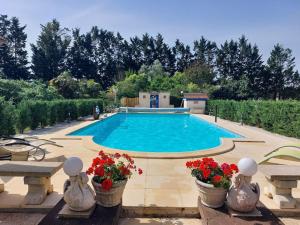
121;97;139;107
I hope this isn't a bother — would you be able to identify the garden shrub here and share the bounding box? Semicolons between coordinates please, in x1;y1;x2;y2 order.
207;100;300;138
14;99;104;133
17;101;32;133
0;97;16;136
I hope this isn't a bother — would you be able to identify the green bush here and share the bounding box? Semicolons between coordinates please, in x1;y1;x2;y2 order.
207;100;300;138
0;97;16;136
15;99;104;133
17;101;32;133
1;98;104;135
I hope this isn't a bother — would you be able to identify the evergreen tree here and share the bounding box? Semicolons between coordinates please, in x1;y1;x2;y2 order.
31;19;71;81
66;29;96;79
129;36;143;71
141;33;156;66
7;17;29;79
173;39;193;72
153;33;175;74
215;36;264;99
0;15;29;79
193;36;217;68
265;44;300;99
0;15;12;79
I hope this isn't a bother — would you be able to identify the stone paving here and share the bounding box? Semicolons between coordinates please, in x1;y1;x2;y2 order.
0;114;300;224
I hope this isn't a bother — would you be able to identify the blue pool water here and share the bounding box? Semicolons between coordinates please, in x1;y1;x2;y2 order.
69;113;241;152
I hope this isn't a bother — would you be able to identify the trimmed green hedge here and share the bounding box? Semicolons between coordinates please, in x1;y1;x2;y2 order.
207;100;300;138
0;99;103;135
0;97;16;135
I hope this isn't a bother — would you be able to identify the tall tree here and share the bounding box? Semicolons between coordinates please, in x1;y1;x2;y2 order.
153;33;175;74
215;36;264;99
7;17;29;79
31;19;71;81
66;29;96;79
193;36;217;69
173;39;193;72
0;15;12;79
140;33;156;66
264;44;300;99
0;15;29;79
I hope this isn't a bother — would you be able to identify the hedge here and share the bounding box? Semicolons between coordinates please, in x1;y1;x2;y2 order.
207;100;300;138
0;97;16;135
0;98;104;135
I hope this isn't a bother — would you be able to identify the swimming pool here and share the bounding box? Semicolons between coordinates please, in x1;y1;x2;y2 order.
69;113;241;153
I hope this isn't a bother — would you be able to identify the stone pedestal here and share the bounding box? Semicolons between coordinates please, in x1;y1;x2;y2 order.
58;204;96;218
264;179;297;209
23;176;53;205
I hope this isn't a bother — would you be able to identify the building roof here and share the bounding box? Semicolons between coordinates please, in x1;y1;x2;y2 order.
183;93;209;99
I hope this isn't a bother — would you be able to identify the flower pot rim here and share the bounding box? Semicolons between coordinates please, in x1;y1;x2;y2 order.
195;179;227;190
92;178;127;187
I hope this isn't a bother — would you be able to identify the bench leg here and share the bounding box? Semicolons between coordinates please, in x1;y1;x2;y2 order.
23;176;52;205
264;179;297;209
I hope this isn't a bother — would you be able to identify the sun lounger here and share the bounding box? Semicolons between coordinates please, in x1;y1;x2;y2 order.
259;144;300;164
0;142;45;161
0;135;62;148
0;136;63;161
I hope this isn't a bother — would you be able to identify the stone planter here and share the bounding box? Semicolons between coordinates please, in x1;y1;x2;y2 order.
195;179;227;208
92;179;127;207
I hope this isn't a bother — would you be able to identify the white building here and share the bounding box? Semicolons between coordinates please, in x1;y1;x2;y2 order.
138;92;173;108
183;93;208;114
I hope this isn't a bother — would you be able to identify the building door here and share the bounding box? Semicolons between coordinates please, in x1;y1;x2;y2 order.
150;94;159;108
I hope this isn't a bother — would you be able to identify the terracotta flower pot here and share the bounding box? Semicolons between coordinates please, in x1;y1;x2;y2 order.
92;179;127;207
195;179;227;208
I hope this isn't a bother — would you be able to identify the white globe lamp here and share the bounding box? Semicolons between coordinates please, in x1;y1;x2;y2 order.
238;157;257;177
63;157;83;177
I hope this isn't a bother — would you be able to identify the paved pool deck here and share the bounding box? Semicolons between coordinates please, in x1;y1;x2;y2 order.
0;114;300;225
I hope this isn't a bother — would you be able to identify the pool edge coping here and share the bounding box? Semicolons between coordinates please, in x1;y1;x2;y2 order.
51;113;265;159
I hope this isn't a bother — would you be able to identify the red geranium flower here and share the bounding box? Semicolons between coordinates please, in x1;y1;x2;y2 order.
186;161;193;168
212;175;222;184
95;166;105;177
106;157;115;166
101;178;113;191
230;164;239;173
185;158;238;189
202;168;211;179
209;161;218;169
87;150;143;191
86;167;94;175
138;168;143;175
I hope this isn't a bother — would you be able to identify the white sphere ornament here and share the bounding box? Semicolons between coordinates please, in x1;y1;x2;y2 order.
63;157;83;177
238;157;257;176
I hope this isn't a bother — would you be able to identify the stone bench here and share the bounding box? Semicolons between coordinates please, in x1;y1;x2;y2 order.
259;165;300;209
0;161;63;205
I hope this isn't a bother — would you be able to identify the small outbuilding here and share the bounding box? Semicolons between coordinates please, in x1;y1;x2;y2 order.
183;93;209;114
138;91;173;108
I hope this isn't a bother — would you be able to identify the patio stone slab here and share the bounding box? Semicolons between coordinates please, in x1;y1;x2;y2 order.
58;204;96;218
0;192;62;213
2;114;300;224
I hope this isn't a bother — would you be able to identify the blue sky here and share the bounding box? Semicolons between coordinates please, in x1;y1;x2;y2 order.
1;0;300;70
